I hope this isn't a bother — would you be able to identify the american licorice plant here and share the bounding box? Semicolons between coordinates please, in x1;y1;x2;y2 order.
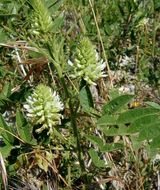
0;0;160;190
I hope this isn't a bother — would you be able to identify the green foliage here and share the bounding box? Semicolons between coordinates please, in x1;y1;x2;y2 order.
0;114;15;145
16;109;37;145
97;95;160;154
102;94;134;114
88;149;106;168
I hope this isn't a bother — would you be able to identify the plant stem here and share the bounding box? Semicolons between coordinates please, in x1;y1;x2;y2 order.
46;37;87;186
60;77;86;173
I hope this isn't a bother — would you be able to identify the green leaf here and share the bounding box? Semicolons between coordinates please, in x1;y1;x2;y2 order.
109;88;121;99
146;101;160;110
117;107;160;124
97;115;118;126
85;135;104;147
16;110;37;145
128;114;160;134
128;112;160;141
88;149;106;168
130;135;142;150
82;106;101;117
138;122;160;141
100;127;119;136
0;145;13;158
99;125;129;136
18;123;37;145
150;136;160;149
16;109;26;128
79;85;94;109
0;114;14;145
102;94;134;114
100;143;123;152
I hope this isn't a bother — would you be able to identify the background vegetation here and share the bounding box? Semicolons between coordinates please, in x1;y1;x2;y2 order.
0;0;160;189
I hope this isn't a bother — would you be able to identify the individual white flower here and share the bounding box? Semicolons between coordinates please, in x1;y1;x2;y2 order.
23;84;63;135
69;38;106;85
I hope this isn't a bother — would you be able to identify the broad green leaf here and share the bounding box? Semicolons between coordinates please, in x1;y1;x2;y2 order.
16;109;26;128
79;85;94;109
138;122;160;141
100;127;119;136
17;123;37;145
150;136;160;149
0;145;13;158
148;148;160;159
135;113;160;141
128;114;160;134
130;135;142;150
100;143;123;152
102;94;134;114
16;110;37;145
85;135;104;147
146;102;160;110
118;125;130;136
100;125;129;136
117;107;160;124
81;105;100;117
97;115;118;126
109;88;120;99
88;149;106;168
0;114;14;144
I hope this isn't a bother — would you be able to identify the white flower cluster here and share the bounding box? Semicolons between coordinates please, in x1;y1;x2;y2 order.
69;38;106;85
30;0;53;35
24;84;63;134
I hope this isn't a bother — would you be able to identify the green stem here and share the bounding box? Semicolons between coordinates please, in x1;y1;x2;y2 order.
45;38;87;186
60;77;85;172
